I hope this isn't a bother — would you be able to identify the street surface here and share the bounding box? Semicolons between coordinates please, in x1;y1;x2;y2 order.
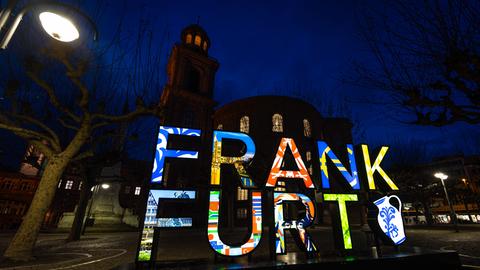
0;225;478;269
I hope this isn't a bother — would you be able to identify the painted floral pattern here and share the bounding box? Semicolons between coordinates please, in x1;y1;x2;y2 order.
379;206;399;239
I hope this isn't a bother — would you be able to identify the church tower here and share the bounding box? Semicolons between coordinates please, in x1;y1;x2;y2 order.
159;25;219;188
160;25;219;127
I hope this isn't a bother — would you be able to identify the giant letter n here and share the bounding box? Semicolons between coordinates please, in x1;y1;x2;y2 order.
317;142;359;190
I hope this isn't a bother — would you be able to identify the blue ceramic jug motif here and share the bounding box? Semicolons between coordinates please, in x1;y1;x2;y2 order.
374;195;406;245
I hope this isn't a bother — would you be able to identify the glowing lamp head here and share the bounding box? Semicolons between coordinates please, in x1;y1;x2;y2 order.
39;12;80;42
434;172;448;180
101;183;110;189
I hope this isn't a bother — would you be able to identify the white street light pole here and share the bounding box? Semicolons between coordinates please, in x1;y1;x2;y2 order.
0;0;98;49
434;172;459;232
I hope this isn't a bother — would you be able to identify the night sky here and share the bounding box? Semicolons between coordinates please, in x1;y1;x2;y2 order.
1;0;479;168
100;0;477;159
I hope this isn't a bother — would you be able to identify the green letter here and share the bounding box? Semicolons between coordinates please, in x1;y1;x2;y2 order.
323;193;358;249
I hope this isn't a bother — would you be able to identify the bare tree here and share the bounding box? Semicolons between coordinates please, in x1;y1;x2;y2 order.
0;14;165;260
354;0;480;126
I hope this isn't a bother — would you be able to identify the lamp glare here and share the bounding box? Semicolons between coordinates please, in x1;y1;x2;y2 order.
39;12;80;42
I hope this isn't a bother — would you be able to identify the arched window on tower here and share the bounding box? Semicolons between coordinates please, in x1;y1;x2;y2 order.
202;41;208;51
194;35;202;46
186;34;192;44
303;119;312;137
240;116;249;133
272;114;283;132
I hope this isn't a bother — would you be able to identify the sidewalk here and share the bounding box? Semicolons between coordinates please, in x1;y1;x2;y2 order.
0;232;139;270
405;223;480;231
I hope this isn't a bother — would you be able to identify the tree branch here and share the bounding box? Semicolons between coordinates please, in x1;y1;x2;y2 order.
0;122;55;155
92;106;162;130
26;70;81;123
59;118;80;131
60;58;90;111
8;113;61;150
72;150;95;162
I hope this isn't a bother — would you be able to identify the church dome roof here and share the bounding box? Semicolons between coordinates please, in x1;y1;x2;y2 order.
181;24;210;54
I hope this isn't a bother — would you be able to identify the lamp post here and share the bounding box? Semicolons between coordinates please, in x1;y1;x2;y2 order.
82;182;110;234
0;0;98;49
434;172;459;232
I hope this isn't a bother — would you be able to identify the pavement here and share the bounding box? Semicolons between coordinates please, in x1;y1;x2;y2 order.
0;232;139;270
0;224;478;269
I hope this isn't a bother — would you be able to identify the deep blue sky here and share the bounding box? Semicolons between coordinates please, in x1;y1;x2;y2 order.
1;0;478;169
94;0;477;160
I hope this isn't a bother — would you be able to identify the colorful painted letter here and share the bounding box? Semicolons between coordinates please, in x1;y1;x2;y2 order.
317;142;359;190
211;131;256;187
274;193;317;254
137;189;196;262
266;138;314;188
207;190;263;256
323;193;358;249
151;126;200;183
361;145;399;190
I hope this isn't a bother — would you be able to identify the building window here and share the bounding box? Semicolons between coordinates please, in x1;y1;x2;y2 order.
272;114;283;132
237;208;247;219
78;182;83;190
135;187;141;195
58;179;63;188
125;186;131;194
306;151;311;161
186;34;192;44
203;41;208;51
194;35;202;46
240;116;249;133
65;180;73;190
217;124;223;130
237;187;248;201
303;119;312;137
308;165;313;175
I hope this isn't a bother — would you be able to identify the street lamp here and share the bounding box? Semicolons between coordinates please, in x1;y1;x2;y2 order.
0;0;98;49
434;172;459;232
38;12;79;42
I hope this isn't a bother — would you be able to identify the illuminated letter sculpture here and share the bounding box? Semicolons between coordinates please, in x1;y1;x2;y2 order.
211;131;256;187
138;189;196;261
151;126;200;184
317;142;359;190
266;138;314;188
274;193;317;254
207;190;262;256
361;145;398;190
323;193;358;249
208;131;262;256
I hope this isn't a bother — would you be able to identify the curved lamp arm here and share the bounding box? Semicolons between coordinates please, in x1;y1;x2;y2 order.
0;0;98;49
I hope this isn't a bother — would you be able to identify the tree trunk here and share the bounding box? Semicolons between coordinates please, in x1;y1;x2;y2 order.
3;155;69;261
67;179;91;242
4;120;92;260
